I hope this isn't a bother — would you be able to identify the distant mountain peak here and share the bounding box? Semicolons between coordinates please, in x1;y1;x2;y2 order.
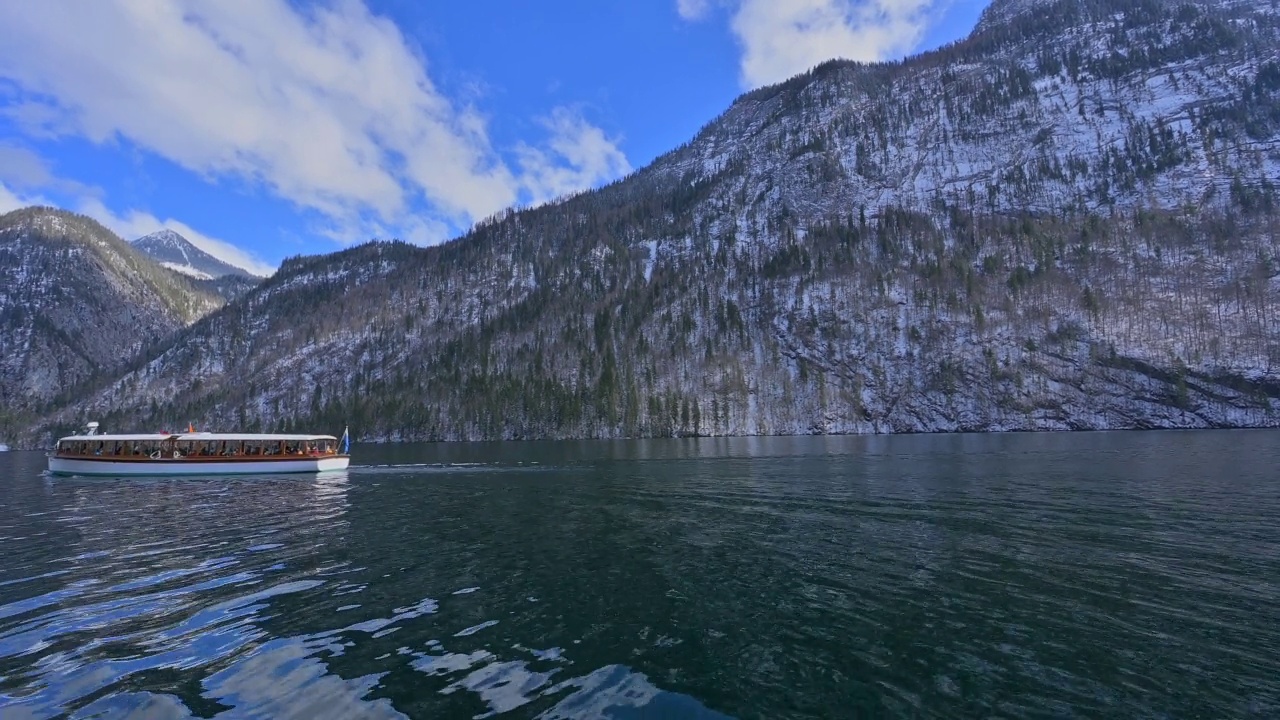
132;229;259;279
138;228;187;247
0;206;227;414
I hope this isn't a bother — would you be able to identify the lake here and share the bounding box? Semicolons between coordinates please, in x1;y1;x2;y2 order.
1;431;1278;718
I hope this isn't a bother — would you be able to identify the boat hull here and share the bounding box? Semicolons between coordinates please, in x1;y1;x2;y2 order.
46;455;350;477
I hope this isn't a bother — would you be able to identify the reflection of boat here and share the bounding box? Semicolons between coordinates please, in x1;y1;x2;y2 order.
47;422;350;476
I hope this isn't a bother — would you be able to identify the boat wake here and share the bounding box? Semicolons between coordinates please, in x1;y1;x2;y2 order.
348;462;544;475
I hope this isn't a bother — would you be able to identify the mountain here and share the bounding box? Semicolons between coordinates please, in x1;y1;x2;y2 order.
133;229;260;280
0;207;226;438
23;0;1280;445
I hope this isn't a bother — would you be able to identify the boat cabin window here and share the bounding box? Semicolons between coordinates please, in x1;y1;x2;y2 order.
59;439;158;456
57;436;340;457
60;438;126;453
243;441;272;456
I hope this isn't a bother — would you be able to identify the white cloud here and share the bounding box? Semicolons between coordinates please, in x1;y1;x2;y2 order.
680;0;938;89
516;108;633;207
0;182;48;215
677;0;714;21
77;198;276;278
0;143;60;188
0;1;631;246
0;143;99;199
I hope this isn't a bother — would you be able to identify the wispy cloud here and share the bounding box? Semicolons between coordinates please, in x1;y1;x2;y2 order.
679;0;939;89
517;107;633;207
0;1;631;246
677;0;715;21
0;182;48;215
0;142;99;199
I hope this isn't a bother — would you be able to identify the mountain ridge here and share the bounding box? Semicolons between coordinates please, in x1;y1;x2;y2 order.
15;0;1280;446
0;207;228;439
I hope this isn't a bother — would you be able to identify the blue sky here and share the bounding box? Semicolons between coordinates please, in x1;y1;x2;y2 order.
0;0;989;276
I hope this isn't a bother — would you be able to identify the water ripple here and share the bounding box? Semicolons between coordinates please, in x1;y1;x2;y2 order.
1;432;1279;718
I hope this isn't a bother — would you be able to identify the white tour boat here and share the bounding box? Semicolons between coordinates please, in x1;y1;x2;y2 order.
47;422;351;477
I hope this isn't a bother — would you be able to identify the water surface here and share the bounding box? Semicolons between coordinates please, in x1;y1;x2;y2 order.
1;431;1278;718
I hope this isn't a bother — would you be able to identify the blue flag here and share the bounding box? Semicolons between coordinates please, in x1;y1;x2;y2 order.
340;426;350;454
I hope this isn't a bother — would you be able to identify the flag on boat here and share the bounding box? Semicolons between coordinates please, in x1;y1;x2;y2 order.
341;426;350;454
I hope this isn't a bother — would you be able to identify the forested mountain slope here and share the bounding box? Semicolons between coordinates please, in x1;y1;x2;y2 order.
188;274;261;303
25;0;1280;444
0;208;225;438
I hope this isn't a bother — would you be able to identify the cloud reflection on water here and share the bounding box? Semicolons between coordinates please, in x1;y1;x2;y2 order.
0;468;728;718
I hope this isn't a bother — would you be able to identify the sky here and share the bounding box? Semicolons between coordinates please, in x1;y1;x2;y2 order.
0;0;989;276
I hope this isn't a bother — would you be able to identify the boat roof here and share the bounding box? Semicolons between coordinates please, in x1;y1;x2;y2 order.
57;432;338;442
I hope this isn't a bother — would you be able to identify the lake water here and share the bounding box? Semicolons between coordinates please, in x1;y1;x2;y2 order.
1;431;1278;718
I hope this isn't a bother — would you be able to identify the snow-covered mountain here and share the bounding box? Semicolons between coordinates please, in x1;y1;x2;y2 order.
20;0;1280;444
654;0;1279;220
133;229;260;280
0;207;226;439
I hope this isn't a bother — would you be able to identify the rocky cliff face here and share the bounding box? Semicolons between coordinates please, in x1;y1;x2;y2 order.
23;0;1280;444
0;208;225;437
